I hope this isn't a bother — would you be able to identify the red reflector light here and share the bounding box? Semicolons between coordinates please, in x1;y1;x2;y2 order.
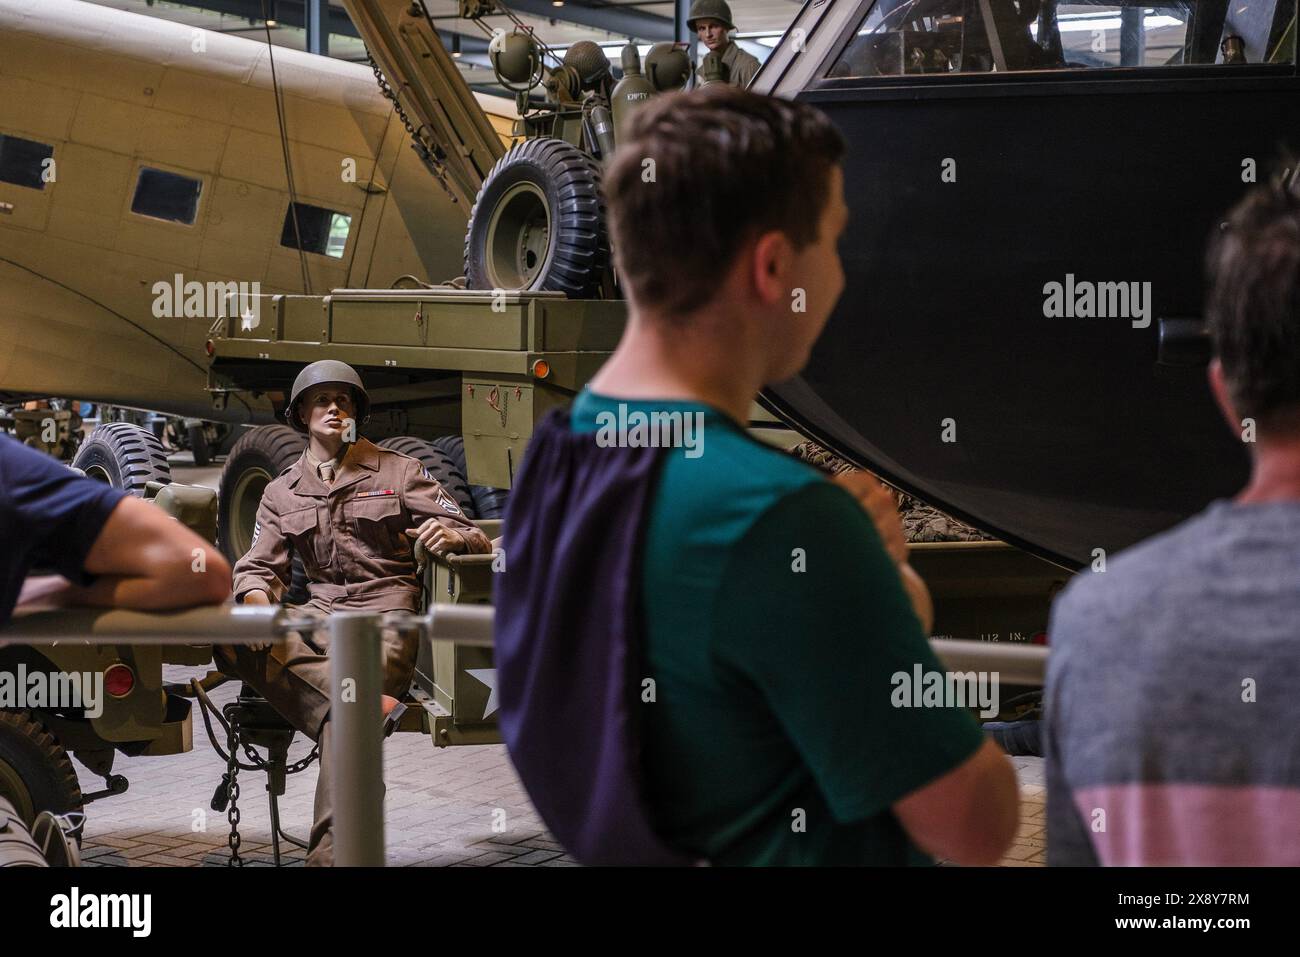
104;663;135;698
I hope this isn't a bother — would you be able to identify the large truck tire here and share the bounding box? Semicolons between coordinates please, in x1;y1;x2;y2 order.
464;137;609;298
431;435;509;520
217;425;306;562
378;436;477;519
0;710;83;830
71;422;171;495
217;425;309;604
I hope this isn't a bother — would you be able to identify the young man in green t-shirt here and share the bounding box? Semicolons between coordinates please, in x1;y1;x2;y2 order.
568;87;1019;865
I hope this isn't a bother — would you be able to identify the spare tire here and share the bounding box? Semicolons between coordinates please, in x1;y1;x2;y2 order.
71;422;170;496
431;435;509;520
217;425;306;562
464;137;609;298
379;436;476;519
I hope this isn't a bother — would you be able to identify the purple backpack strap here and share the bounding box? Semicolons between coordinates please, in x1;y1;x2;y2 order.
494;408;694;866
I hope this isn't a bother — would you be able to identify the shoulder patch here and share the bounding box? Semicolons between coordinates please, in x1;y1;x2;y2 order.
436;489;462;515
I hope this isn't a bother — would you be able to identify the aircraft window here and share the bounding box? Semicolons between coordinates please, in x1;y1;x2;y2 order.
131;167;203;224
826;0;1295;77
280;202;352;259
0;134;54;190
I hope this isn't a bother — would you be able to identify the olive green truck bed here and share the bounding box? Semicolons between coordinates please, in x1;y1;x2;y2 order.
208;289;625;490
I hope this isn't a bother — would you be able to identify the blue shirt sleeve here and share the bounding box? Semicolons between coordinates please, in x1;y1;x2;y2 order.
0;434;129;591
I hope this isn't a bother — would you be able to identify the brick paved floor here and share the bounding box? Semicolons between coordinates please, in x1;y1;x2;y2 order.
74;664;576;867
1004;755;1047;866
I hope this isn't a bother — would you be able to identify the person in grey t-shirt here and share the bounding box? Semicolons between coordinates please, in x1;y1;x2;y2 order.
1046;179;1300;866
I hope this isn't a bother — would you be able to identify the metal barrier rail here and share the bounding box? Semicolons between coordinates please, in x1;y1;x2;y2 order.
0;603;1046;864
0;602;494;866
0;603;495;646
930;638;1048;686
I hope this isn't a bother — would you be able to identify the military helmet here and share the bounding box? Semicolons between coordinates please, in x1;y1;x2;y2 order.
686;0;736;31
644;42;693;92
489;30;542;89
562;40;612;90
286;360;370;433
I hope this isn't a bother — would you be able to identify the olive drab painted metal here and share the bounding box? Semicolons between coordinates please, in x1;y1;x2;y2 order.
208;289;624;491
643;42;694;92
338;0;506;210
610;44;657;138
489;31;544;89
414;523;503;747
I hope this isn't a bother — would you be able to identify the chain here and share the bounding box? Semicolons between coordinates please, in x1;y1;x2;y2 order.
225;709;244;867
237;736;319;776
366;52;456;201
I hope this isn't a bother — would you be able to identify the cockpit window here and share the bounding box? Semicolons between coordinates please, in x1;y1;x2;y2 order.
826;0;1295;77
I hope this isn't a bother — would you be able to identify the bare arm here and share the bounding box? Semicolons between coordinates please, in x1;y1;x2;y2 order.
833;472;934;632
892;737;1020;866
47;495;231;609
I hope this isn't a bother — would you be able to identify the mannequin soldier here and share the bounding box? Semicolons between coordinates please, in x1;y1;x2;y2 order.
218;360;491;865
688;0;761;88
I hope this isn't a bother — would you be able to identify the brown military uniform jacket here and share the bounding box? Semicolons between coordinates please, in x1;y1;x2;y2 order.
708;41;761;87
232;437;491;613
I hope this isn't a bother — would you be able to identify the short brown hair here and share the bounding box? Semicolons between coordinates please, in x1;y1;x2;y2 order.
1206;178;1300;430
604;86;845;320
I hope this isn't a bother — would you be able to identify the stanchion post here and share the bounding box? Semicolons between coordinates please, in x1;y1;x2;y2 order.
329;611;385;866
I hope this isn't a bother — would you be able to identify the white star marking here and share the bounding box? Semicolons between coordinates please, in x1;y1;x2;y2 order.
467;668;498;719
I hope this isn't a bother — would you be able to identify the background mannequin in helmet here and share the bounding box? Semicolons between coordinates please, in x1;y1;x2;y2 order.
688;0;761;88
220;360;490;865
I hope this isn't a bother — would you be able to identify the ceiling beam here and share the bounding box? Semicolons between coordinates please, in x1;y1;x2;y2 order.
152;1;492;53
165;0;364;38
149;0;677;42
473;0;675;41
